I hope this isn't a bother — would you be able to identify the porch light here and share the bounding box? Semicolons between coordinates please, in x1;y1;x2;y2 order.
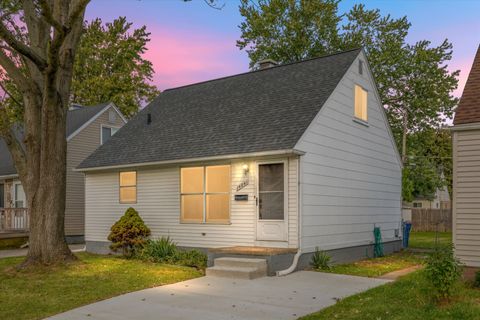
242;163;249;175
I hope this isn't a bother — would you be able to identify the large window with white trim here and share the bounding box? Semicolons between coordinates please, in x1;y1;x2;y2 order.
180;165;230;223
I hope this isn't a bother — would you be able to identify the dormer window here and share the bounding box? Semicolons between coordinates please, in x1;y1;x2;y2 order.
101;125;119;145
354;85;368;122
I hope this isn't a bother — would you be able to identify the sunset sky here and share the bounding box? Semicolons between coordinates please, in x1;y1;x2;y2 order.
86;0;480;97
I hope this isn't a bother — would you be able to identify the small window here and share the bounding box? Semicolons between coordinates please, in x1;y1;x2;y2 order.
180;165;230;223
359;60;364;75
101;126;119;145
119;171;136;203
413;202;422;208
354;85;368;122
14;183;25;208
108;110;117;123
0;183;4;208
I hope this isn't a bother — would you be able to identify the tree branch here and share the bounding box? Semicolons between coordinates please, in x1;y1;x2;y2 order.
66;0;90;30
37;0;64;33
0;22;48;70
0;49;31;91
1;127;27;178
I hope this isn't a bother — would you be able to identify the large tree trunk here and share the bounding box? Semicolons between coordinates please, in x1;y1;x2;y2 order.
21;103;74;266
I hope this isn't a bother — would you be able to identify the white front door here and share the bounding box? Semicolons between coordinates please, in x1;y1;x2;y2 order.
256;161;287;241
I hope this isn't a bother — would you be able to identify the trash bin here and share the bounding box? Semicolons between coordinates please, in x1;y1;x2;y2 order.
403;222;412;248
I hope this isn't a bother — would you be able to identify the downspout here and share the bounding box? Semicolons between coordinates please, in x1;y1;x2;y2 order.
277;156;302;276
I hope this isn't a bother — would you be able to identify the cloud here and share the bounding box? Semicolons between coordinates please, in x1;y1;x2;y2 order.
143;27;249;90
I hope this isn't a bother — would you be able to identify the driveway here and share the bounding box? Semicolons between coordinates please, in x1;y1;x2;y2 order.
48;271;390;320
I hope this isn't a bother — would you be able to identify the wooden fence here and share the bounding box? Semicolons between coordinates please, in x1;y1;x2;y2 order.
411;208;452;232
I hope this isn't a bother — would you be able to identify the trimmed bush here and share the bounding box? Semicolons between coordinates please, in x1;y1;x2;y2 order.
474;270;480;288
425;244;462;301
108;207;151;257
311;247;331;270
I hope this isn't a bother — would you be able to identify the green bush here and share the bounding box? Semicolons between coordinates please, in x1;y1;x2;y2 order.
474;270;480;288
311;247;331;270
174;249;208;270
425;244;462;301
108;207;151;257
138;237;208;270
139;237;177;263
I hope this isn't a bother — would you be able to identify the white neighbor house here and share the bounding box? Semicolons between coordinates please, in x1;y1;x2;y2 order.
77;49;403;273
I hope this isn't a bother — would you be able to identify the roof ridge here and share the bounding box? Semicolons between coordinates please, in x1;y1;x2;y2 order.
163;48;362;93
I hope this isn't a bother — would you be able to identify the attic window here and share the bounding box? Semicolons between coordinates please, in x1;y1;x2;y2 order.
359;60;364;75
108;110;117;123
354;85;368;122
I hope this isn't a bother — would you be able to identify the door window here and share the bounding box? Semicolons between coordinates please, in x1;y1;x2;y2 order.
14;184;25;208
258;163;284;220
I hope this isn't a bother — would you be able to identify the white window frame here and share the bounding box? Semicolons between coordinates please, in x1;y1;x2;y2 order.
180;165;231;225
13;181;26;208
100;125;120;145
256;160;288;222
119;171;137;204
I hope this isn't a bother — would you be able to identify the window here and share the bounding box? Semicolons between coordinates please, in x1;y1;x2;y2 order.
119;171;137;203
359;60;364;75
354;84;368;121
181;165;230;223
14;183;25;208
0;184;4;208
413;202;422;208
101;126;119;145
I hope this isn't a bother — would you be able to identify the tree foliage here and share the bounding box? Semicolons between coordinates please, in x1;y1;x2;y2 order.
237;0;458;200
72;17;159;117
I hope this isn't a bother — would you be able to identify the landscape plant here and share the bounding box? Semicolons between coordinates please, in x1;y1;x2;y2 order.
311;247;331;270
108;207;151;257
424;244;462;301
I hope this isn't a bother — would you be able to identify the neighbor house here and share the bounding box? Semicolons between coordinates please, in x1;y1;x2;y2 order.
452;45;480;267
412;183;451;210
77;49;403;274
0;102;126;242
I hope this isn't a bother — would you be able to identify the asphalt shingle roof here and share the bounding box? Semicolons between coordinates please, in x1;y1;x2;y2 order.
78;48;361;169
454;45;480;125
0;103;111;177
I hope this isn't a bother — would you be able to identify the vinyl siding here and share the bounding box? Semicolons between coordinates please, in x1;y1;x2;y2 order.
453;129;480;267
85;156;299;248
65;107;125;236
295;51;402;253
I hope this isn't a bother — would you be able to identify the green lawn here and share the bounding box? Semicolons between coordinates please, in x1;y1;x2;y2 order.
300;270;480;320
319;251;425;278
409;231;452;249
0;253;202;320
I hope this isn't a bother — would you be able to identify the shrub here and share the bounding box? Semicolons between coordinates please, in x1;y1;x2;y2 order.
425;244;462;301
139;237;177;263
108;207;151;257
174;249;208;270
474;270;480;288
311;247;331;270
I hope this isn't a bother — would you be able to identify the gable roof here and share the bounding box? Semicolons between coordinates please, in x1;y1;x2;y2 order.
454;45;480;125
0;103;118;178
78;48;362;170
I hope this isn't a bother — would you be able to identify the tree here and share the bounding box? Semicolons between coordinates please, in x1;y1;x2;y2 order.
0;0;90;266
71;17;159;117
237;1;459;159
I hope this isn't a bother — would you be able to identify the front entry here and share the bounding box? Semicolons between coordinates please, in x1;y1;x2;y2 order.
256;161;287;241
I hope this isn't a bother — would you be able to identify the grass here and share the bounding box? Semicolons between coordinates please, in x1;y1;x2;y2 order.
0;237;28;250
409;231;452;249
318;251;425;278
0;252;202;320
299;270;480;320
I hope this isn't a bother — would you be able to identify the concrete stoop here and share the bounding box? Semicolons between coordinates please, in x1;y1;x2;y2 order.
206;257;268;279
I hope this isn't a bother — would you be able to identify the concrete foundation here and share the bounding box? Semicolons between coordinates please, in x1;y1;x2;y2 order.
65;235;85;245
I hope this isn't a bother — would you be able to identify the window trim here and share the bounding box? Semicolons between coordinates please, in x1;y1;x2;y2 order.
100;124;121;145
119;171;137;204
13;181;25;208
354;84;368;123
180;164;231;225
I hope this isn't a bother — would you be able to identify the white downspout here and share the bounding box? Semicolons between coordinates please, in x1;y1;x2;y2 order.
277;156;302;276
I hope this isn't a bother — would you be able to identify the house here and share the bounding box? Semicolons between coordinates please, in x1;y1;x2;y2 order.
0;102;126;242
412;183;451;209
77;49;403;273
452;45;480;267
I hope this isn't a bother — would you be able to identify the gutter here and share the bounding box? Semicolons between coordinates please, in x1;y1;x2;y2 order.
277;155;303;276
450;122;480;131
0;174;19;180
75;149;306;172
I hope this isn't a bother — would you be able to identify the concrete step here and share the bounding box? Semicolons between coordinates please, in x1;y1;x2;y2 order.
206;266;267;279
213;257;267;269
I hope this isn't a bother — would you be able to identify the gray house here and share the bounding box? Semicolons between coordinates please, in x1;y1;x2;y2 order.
0;102;126;242
77;49;402;274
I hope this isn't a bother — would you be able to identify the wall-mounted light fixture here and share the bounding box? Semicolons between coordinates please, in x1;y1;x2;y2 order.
242;163;249;176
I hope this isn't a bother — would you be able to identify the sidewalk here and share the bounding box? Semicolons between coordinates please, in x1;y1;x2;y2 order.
0;244;85;259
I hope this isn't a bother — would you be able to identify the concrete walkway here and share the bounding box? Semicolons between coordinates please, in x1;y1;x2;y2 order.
0;244;85;259
48;271;390;320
